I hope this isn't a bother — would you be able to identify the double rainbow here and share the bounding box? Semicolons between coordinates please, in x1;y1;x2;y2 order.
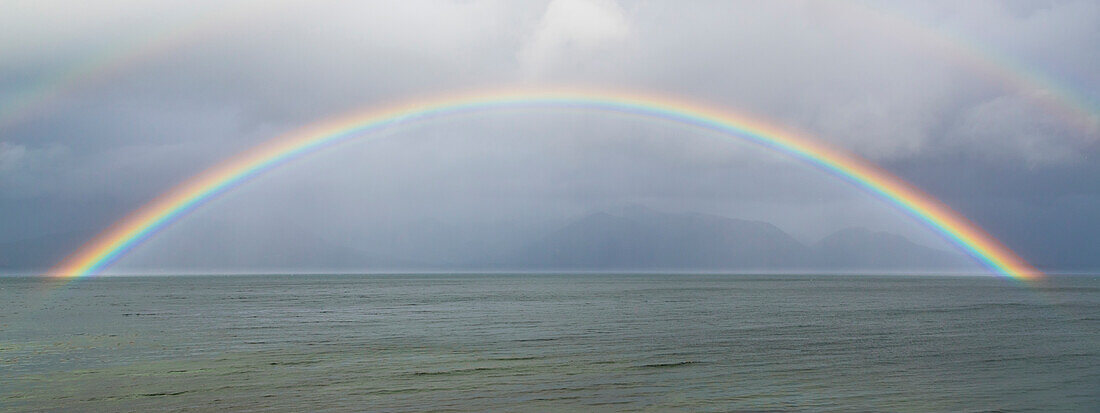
50;88;1041;280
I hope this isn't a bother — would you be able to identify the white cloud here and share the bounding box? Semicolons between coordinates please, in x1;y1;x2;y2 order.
518;0;630;78
0;142;27;172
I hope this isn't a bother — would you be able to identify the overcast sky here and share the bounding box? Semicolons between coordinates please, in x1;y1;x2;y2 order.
1;0;1098;273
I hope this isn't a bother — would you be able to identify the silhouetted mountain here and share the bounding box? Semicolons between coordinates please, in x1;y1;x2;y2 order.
812;227;971;271
1;206;974;274
498;206;972;272
505;206;812;270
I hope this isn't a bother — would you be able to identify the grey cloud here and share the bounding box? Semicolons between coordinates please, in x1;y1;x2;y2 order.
1;0;1098;273
0;142;27;172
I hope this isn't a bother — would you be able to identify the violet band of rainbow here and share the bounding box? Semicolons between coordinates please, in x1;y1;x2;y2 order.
50;89;1042;280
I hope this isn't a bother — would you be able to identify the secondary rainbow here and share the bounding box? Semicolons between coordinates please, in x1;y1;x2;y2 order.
49;88;1042;280
0;3;261;131
4;4;1095;138
846;2;1099;134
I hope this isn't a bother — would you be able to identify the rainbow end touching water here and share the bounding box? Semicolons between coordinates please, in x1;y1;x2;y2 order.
48;88;1042;281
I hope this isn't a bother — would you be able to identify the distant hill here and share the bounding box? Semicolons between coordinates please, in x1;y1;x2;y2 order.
505;206;812;270
0;206;975;274
501;206;972;272
812;227;971;271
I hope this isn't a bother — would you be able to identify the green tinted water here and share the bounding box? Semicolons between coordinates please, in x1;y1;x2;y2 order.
2;274;1097;411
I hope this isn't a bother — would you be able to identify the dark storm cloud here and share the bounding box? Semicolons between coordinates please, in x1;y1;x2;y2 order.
1;0;1097;273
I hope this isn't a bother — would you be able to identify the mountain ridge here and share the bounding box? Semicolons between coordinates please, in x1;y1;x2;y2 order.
501;206;968;272
0;206;974;274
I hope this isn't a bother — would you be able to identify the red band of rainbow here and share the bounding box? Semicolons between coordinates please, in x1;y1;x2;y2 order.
49;89;1042;280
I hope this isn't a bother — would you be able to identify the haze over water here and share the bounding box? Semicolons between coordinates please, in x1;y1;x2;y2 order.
3;274;1097;411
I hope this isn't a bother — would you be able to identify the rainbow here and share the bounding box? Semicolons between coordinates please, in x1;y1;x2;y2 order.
49;88;1042;280
3;3;1094;138
848;2;1099;134
0;3;261;131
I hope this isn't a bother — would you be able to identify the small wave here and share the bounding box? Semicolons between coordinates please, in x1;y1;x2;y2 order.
411;366;504;376
634;361;700;368
512;337;559;342
138;391;189;397
883;302;1041;314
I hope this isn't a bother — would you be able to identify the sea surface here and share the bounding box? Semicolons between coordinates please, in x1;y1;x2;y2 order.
2;274;1098;412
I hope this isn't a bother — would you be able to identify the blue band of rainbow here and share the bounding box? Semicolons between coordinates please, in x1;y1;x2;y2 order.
50;89;1041;280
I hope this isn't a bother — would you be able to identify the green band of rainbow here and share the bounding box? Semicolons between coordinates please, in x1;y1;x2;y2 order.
50;88;1041;280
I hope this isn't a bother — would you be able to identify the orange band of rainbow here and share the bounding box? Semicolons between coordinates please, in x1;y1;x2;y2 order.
50;89;1042;280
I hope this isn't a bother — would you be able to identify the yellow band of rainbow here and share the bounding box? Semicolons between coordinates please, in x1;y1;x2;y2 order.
49;88;1042;280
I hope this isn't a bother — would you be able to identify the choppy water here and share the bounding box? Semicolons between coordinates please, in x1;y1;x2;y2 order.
2;274;1098;412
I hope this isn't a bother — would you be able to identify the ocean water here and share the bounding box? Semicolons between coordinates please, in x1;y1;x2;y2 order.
2;274;1098;412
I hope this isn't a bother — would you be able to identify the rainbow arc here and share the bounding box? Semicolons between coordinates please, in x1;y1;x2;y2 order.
50;89;1042;280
